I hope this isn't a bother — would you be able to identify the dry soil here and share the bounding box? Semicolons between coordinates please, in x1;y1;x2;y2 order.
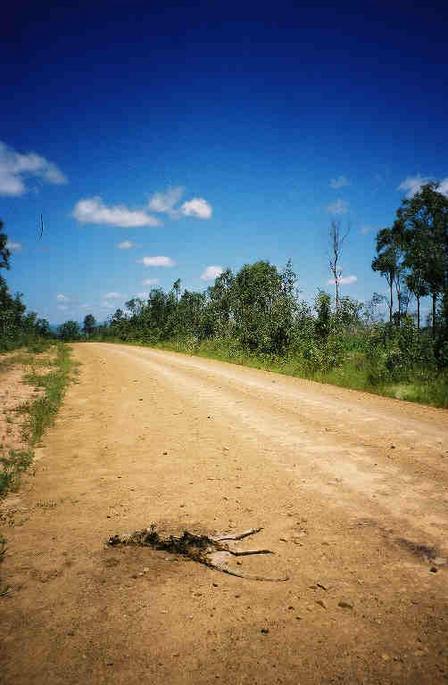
1;342;448;684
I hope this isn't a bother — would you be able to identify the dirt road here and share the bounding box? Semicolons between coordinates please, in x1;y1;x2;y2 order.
1;342;448;684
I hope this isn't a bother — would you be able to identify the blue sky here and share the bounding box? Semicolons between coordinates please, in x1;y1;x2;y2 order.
1;0;447;323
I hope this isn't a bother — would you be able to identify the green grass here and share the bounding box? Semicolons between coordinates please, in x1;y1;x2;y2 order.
0;343;75;498
0;450;33;497
22;344;74;446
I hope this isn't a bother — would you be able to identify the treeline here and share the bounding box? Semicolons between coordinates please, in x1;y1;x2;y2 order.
91;260;439;380
372;182;448;335
3;181;447;403
78;182;447;403
0;222;52;352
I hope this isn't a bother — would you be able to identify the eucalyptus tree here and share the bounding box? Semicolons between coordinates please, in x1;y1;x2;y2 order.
82;314;97;338
371;227;401;325
58;320;81;341
328;221;349;311
231;260;297;354
207;268;234;337
395;182;448;334
0;220;11;270
405;271;428;329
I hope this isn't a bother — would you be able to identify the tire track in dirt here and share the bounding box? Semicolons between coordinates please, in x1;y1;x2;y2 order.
106;344;448;547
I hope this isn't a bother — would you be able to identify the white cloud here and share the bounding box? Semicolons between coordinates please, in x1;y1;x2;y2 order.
398;175;448;198
6;240;22;252
398;175;429;198
138;256;175;267
57;304;69;312
136;292;148;298
0;140;67;196
149;187;213;220
180;197;212;219
330;175;350;189
73;196;160;228
148;186;184;216
439;178;448;196
103;292;122;300
117;240;135;250
201;265;223;281
56;293;69;302
327;275;358;286
142;278;160;286
360;225;374;236
326;199;349;215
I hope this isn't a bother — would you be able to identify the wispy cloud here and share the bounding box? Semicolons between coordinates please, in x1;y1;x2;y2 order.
398;175;429;198
360;225;375;236
327;275;358;285
329;175;350;189
73;197;160;228
181;197;212;219
148;187;213;220
142;278;160;286
138;256;175;267
57;304;69;312
117;240;135;250
398;175;448;198
439;178;448;196
56;293;70;302
201;265;223;281
6;240;22;252
326;198;349;215
103;292;123;300
148;187;184;217
0;140;67;196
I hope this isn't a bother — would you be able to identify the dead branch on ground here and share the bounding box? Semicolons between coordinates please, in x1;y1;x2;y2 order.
107;525;289;581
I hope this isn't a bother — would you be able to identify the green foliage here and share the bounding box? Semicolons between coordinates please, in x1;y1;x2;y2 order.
0;221;52;351
364;320;436;385
0;344;74;499
0;221;11;270
101;261;299;355
314;291;332;341
23;344;74;445
0;450;33;496
369;183;448;357
82;314;96;337
231;261;297;353
88;246;446;406
58;320;81;341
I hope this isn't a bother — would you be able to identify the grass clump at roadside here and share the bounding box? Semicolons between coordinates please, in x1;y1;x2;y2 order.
22;343;74;446
0;343;75;498
0;450;33;497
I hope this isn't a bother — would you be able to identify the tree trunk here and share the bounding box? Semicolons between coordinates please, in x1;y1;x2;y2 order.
417;296;420;330
432;293;437;337
389;281;393;325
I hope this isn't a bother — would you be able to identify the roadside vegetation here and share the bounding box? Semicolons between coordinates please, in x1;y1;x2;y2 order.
1;222;75;496
60;182;447;407
0;221;52;352
0;343;74;498
0;229;75;595
2;182;447;408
